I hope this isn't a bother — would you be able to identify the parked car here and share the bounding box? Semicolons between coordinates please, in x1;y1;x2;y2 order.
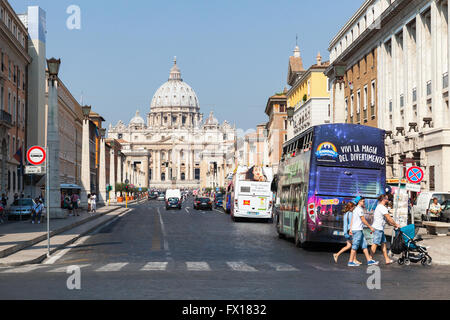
194;197;212;210
157;192;165;201
148;191;158;200
412;192;450;222
166;197;182;210
8;198;36;219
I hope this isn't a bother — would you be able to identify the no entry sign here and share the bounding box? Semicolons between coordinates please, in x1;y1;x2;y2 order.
27;146;46;166
406;166;424;184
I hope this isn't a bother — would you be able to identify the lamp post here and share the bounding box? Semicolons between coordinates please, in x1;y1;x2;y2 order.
46;58;62;257
80;105;91;209
99;128;107;205
109;140;116;204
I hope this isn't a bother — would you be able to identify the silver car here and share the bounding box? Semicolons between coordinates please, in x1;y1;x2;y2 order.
8;198;36;217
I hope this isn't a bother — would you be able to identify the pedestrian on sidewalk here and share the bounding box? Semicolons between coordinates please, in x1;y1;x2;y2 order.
87;194;92;213
370;194;400;265
1;194;8;208
71;193;80;216
348;197;379;267
91;193;97;213
31;198;44;224
333;201;362;264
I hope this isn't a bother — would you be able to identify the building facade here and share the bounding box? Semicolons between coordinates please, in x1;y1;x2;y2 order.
265;92;288;173
286;49;331;141
108;58;236;190
327;0;450;192
0;0;30;200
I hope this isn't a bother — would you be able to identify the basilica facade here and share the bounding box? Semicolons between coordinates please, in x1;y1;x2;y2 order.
107;58;236;190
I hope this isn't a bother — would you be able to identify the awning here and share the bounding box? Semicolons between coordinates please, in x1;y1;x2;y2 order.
60;184;82;190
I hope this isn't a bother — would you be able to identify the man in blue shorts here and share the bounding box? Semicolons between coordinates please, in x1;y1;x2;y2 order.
370;194;400;265
348;196;379;267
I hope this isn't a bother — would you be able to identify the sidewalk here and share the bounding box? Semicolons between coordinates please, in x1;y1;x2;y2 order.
385;226;450;266
0;198;145;266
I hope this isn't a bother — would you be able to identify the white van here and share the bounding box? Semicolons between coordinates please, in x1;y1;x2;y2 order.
412;191;450;222
165;189;181;201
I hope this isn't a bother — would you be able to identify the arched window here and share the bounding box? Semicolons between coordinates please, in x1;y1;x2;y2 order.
161;173;166;181
181;173;185;181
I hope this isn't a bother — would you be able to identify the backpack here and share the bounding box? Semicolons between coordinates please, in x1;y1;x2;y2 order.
390;231;406;254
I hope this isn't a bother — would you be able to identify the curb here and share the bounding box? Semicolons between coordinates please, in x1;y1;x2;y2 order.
0;206;122;259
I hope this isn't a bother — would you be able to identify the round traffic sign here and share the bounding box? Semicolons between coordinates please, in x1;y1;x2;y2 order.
27;146;46;166
406;166;424;184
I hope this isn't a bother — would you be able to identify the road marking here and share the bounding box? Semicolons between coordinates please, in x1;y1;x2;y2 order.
141;262;168;271
311;265;346;272
157;207;169;252
152;209;162;251
185;208;190;213
226;262;257;272
267;262;298;271
2;265;45;273
48;264;90;273
95;263;128;272
186;262;211;271
214;209;222;214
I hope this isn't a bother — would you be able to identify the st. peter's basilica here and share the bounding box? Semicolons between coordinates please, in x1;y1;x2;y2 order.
107;58;237;190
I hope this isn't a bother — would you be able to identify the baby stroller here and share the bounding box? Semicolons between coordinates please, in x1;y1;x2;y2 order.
393;224;432;266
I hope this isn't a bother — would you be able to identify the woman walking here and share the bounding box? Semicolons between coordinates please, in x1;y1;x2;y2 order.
91;193;97;213
333;201;362;264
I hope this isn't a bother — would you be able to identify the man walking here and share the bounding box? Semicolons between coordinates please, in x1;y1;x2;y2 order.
31;198;44;224
371;194;401;264
348;196;379;267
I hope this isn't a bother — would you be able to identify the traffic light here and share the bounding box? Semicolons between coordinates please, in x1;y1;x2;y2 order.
125;185;129;193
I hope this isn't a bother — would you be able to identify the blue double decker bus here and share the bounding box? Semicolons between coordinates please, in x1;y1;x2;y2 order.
275;124;386;247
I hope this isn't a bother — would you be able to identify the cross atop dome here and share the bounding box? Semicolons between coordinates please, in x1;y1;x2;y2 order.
169;56;182;81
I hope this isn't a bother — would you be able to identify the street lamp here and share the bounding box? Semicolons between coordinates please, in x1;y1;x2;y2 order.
99;128;106;139
46;58;61;80
45;57;62;258
82;105;92;119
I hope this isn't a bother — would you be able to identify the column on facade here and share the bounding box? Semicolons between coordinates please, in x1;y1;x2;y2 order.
81;121;91;208
109;148;116;200
117;154;122;183
156;151;160;182
432;1;444;128
143;156;149;188
98;137;106;205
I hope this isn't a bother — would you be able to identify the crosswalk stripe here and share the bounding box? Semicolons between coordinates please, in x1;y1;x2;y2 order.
267;262;298;271
141;262;168;271
2;265;44;273
312;265;347;272
186;262;211;271
227;262;257;272
48;265;91;273
95;263;128;272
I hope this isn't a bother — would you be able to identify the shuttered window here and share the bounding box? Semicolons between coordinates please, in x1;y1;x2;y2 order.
316;166;382;197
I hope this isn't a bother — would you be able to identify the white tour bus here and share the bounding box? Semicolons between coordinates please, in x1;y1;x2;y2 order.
230;166;274;222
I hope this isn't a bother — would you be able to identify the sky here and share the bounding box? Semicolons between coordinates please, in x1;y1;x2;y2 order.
11;0;362;131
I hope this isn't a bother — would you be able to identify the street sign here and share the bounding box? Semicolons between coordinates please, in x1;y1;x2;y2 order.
406;166;424;184
25;166;46;175
27;146;46;166
406;183;421;192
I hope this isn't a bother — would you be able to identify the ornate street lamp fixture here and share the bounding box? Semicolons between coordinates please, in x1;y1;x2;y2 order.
46;58;61;80
287;107;295;120
82;105;91;119
99;128;106;139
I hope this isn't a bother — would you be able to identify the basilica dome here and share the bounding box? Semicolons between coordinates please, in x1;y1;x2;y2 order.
150;58;199;110
129;110;145;126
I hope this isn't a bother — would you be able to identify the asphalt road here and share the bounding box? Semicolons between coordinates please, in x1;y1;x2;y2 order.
1;198;449;300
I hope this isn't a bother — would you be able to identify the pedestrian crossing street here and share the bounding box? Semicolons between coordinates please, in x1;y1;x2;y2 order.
0;261;358;274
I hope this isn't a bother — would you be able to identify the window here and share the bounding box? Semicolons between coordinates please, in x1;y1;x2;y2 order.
371;80;376;118
363;86;368;121
194;168;200;180
356;90;361;119
161;173;166;181
345;98;349;122
0;86;3;110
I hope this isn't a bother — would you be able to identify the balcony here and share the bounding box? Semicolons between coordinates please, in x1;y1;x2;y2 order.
0;110;12;128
